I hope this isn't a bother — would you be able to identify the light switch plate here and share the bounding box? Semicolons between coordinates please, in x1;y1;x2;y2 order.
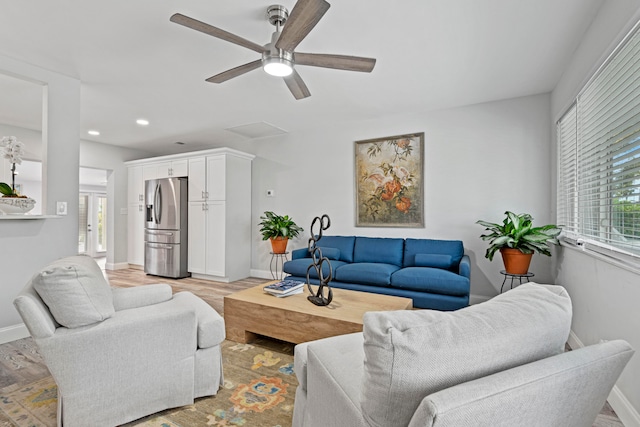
56;201;67;215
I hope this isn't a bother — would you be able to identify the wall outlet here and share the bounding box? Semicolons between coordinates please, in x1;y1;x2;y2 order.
56;201;67;215
266;189;275;197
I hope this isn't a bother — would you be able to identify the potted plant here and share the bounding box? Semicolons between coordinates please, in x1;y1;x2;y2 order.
258;211;304;254
0;136;35;214
476;211;561;274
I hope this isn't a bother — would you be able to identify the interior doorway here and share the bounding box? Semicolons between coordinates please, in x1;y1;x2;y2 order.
78;192;108;257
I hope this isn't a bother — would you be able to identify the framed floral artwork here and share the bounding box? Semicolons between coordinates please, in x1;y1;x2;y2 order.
355;132;424;227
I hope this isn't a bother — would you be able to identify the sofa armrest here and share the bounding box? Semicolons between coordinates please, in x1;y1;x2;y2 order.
292;248;310;260
111;283;173;311
458;255;470;279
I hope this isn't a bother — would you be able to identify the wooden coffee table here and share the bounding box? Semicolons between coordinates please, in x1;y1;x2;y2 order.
224;282;413;344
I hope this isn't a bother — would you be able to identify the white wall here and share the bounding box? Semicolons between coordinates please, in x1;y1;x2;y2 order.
79;140;153;269
551;1;640;424
0;54;80;336
249;93;553;300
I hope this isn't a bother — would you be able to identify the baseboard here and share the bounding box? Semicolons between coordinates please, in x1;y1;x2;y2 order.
105;262;129;271
567;330;640;427
0;324;29;344
251;269;274;280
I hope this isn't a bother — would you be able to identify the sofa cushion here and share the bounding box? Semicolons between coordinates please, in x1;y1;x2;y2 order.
32;255;115;328
316;236;356;263
283;258;348;280
390;267;469;296
172;291;225;348
353;237;404;266
414;254;453;269
361;283;572;427
311;247;340;261
403;239;464;268
334;263;400;286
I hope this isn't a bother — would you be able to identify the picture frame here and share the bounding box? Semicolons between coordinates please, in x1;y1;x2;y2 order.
355;132;424;228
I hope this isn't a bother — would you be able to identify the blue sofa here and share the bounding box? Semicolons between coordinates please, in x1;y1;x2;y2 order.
283;236;470;310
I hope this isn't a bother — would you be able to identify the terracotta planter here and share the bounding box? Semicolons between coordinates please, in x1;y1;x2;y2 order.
500;248;533;275
270;236;289;254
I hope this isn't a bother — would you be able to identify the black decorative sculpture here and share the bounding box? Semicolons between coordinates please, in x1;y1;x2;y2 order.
305;214;333;306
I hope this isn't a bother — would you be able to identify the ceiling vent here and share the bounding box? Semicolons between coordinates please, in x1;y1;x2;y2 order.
225;121;288;139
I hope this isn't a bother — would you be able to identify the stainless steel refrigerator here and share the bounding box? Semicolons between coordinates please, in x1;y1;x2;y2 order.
144;177;189;278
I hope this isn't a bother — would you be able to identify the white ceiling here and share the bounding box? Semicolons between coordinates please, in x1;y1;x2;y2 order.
0;0;603;156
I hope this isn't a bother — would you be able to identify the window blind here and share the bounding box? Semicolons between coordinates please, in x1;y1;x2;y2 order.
557;22;640;259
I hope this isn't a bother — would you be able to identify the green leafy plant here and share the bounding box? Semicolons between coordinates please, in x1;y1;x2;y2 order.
258;211;304;240
476;211;561;261
0;182;14;196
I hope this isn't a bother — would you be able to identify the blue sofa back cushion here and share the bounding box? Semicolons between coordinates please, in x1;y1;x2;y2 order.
414;254;453;269
403;238;464;268
334;263;401;287
283;258;348;280
390;267;470;296
317;236;356;263
353;237;405;266
312;247;340;261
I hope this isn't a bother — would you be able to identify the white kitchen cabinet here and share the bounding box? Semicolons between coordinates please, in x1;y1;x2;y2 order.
187;152;252;282
127;202;145;266
143;159;189;180
126;148;254;281
188;200;225;277
127;165;144;205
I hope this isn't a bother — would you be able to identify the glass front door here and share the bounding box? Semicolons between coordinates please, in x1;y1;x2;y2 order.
78;192;107;257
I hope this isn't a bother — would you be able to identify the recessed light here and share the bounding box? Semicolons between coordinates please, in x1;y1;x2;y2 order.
136;119;150;126
88;130;100;136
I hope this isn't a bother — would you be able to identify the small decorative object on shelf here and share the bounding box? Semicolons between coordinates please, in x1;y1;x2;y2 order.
305;214;333;306
0;136;35;215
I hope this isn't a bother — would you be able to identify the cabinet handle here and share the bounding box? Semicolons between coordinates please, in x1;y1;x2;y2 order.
139;205;143;212
202;191;205;199
205;191;209;199
139;194;143;202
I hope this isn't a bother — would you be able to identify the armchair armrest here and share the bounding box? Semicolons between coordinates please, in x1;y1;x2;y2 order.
458;255;470;279
111;283;173;311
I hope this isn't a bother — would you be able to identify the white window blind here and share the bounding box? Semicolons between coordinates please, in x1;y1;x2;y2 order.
557;22;640;260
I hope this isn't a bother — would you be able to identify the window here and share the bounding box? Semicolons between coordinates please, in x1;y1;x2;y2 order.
557;22;640;262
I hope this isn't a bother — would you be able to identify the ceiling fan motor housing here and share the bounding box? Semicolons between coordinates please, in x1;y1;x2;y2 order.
267;5;289;27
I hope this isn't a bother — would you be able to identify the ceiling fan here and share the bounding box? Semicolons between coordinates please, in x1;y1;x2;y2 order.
170;0;376;100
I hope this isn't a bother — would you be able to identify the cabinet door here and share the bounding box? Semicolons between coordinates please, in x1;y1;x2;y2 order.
127;203;145;266
171;159;189;177
127;166;144;205
206;155;226;201
143;164;158;181
188;201;207;274
154;161;173;179
205;201;226;276
188;157;206;201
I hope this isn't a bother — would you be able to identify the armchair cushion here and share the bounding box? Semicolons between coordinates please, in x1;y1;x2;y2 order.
361;283;572;427
32;255;115;328
172;291;225;348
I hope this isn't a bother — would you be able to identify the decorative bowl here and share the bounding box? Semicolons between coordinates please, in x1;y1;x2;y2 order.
0;197;36;214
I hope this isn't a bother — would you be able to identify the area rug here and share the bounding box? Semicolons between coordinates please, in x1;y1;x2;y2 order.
0;338;297;427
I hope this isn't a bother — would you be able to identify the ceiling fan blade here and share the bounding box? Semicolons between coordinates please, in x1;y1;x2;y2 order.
170;13;265;54
275;0;330;53
206;60;263;83
284;70;311;100
295;53;376;72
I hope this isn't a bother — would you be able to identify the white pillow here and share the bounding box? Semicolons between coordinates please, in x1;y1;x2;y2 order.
361;283;572;427
33;255;115;328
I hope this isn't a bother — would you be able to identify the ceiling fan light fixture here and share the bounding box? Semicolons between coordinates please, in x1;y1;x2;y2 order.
263;56;293;77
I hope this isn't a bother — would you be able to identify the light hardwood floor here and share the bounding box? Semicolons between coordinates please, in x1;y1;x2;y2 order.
0;266;625;426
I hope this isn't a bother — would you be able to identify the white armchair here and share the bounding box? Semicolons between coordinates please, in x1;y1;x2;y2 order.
293;283;634;427
13;255;225;427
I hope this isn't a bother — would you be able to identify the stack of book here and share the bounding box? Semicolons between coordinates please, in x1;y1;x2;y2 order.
263;280;305;298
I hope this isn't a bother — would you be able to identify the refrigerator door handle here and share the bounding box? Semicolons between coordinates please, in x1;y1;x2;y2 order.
154;183;162;224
